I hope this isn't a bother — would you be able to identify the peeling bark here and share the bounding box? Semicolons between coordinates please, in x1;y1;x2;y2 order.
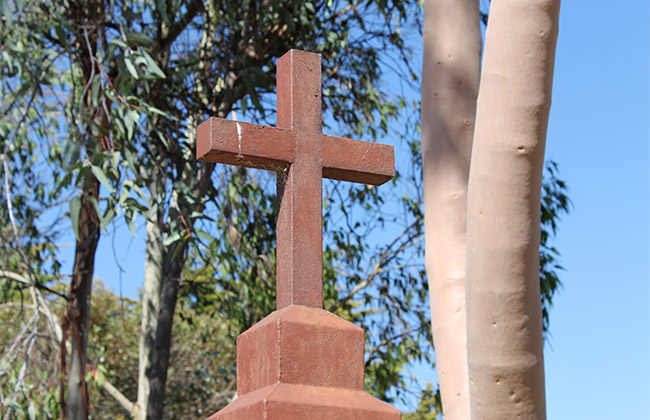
60;2;108;418
62;177;100;420
421;1;480;418
465;1;561;419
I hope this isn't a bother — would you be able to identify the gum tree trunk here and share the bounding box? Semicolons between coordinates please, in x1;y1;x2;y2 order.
421;1;481;419
62;2;107;416
136;87;169;420
465;1;561;419
64;178;100;420
136;210;164;419
145;237;184;420
145;113;219;420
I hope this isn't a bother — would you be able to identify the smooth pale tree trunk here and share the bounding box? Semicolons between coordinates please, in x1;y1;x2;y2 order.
465;1;560;419
139;6;212;417
136;34;171;420
143;6;233;409
136;215;164;420
136;108;169;420
421;1;481;419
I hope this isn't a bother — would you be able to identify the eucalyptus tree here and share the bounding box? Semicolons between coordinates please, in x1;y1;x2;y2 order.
422;0;566;418
2;0;429;418
421;1;480;417
465;1;562;418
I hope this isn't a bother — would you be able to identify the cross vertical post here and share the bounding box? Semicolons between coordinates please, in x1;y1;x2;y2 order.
276;50;324;309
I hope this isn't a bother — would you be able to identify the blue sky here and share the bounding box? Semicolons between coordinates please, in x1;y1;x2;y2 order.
84;1;649;418
543;1;649;418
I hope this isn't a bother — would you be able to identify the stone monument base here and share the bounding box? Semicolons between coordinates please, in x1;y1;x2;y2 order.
210;383;400;420
206;305;400;420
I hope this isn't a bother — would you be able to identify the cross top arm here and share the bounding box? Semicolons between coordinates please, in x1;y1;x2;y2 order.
196;117;394;185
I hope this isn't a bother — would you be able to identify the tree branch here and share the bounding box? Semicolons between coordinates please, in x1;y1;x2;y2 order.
329;220;422;311
154;0;204;56
0;270;68;299
0;270;139;418
102;379;140;419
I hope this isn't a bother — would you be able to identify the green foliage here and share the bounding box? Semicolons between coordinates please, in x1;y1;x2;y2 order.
0;2;64;293
402;384;442;420
540;160;572;332
182;168;278;334
85;283;140;417
86;282;237;418
1;0;432;412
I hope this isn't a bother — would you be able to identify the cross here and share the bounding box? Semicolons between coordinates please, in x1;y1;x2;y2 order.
197;49;394;310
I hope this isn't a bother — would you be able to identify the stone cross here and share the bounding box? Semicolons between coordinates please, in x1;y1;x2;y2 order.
198;49;400;420
197;49;394;309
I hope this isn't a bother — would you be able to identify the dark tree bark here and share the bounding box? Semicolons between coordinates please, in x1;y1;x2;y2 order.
61;178;100;420
145;248;183;420
60;1;107;418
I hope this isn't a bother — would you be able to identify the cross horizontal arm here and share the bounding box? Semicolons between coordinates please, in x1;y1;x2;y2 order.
197;117;395;185
197;117;294;171
321;135;394;186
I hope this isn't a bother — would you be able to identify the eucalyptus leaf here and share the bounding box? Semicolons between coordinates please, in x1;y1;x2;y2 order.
101;208;116;229
156;0;170;25
131;183;148;201
27;402;37;420
124;57;138;79
142;51;166;79
69;196;81;240
90;164;115;193
89;196;102;223
126;212;137;236
125;32;155;47
0;0;12;21
163;231;182;246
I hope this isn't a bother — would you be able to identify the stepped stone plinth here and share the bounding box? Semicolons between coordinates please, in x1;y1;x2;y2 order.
208;305;400;420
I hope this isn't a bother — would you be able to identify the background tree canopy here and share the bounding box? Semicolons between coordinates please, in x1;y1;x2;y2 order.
0;0;569;418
